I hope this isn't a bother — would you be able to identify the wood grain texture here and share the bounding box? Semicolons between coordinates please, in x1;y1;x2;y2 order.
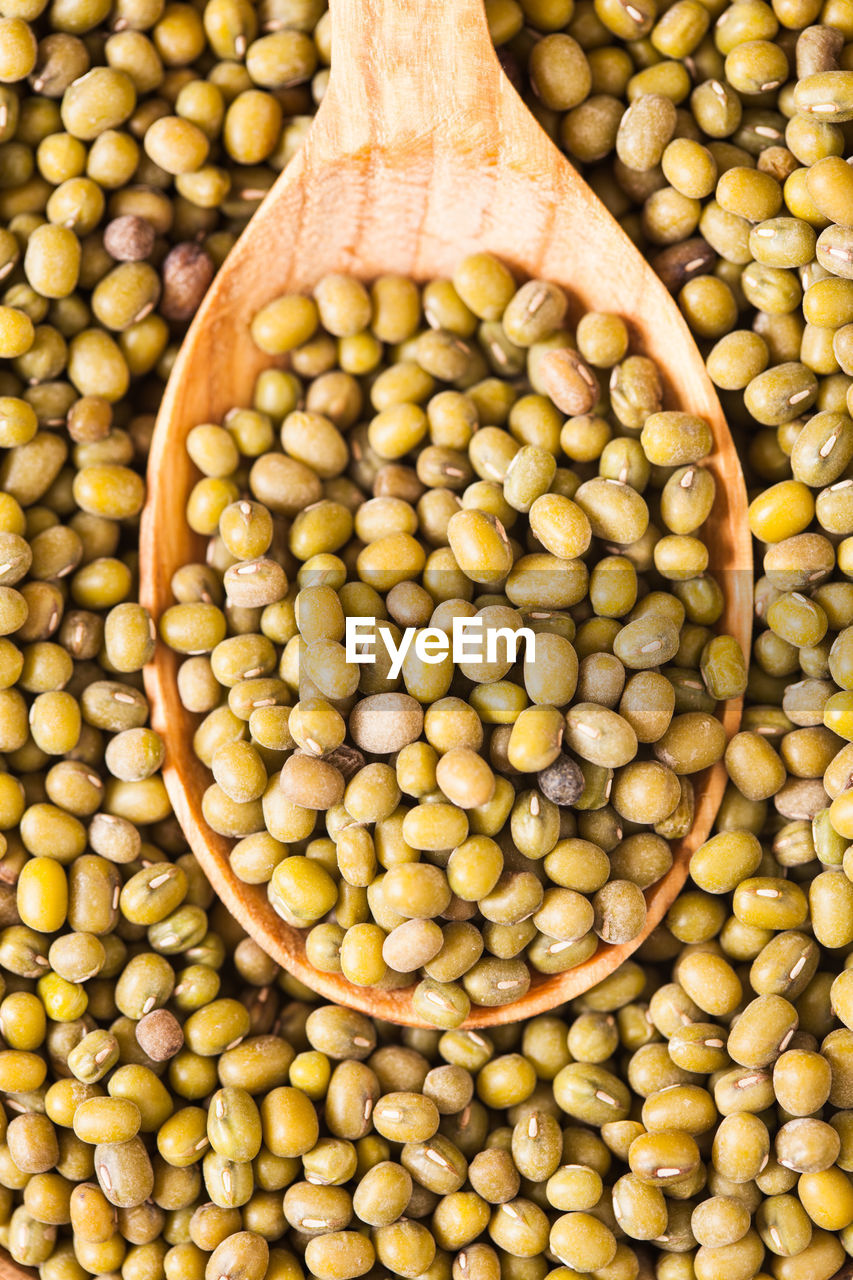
138;0;753;1029
0;1256;35;1279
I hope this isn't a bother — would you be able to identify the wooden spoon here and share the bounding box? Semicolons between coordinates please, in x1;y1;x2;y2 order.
0;1261;34;1279
139;0;752;1029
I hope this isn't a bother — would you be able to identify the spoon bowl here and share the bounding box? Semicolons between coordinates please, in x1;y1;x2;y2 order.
139;0;752;1028
0;1261;35;1278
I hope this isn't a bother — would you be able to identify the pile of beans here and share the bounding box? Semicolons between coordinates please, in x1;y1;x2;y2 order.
6;921;853;1280
0;0;852;1278
160;255;746;1024
498;0;853;900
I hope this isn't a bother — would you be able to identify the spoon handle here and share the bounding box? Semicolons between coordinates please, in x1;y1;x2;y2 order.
321;0;499;148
